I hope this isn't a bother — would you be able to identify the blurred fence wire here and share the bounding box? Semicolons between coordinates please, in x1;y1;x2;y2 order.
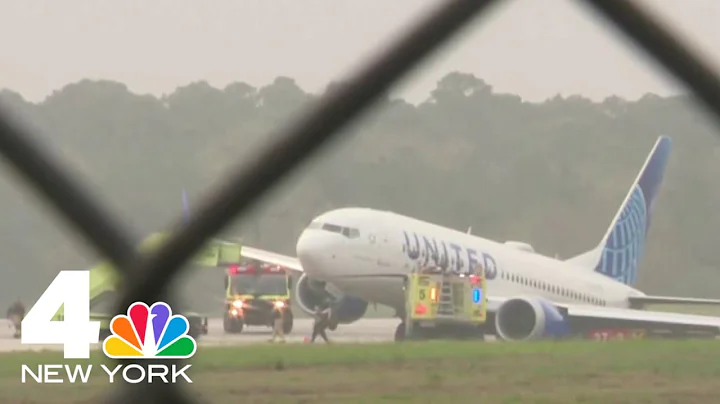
1;0;720;402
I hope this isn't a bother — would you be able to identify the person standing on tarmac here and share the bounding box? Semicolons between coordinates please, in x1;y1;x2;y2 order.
310;305;331;343
6;299;25;339
270;304;286;343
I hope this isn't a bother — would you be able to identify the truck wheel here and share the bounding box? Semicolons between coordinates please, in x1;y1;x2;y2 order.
283;311;294;334
99;329;112;341
188;327;202;340
394;322;406;342
223;313;244;334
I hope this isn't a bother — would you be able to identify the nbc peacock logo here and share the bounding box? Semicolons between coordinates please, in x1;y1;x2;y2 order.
102;302;197;359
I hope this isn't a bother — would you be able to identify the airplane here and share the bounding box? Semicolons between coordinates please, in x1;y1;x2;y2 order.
231;135;720;341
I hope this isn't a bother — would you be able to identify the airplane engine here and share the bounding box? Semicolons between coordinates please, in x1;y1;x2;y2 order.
494;297;571;341
294;273;368;325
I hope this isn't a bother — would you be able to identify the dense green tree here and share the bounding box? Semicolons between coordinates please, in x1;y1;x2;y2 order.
0;73;719;313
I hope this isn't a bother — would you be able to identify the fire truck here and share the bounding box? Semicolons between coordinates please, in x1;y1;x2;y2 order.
223;260;293;334
397;264;488;341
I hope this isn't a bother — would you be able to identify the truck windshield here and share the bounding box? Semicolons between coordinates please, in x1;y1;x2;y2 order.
230;275;287;296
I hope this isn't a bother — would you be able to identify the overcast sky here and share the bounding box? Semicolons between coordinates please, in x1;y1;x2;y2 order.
2;0;720;103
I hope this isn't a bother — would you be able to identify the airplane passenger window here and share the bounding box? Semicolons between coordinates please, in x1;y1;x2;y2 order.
321;223;344;234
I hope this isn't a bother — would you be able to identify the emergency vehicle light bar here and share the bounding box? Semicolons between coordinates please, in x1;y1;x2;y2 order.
227;263;286;275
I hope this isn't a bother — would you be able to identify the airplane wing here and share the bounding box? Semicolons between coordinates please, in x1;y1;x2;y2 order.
564;304;720;334
487;296;720;334
628;296;720;306
242;246;303;273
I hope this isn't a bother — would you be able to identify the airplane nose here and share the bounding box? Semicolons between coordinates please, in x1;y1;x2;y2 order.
296;230;330;278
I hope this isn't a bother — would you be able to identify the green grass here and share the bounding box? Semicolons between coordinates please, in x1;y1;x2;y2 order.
2;339;720;403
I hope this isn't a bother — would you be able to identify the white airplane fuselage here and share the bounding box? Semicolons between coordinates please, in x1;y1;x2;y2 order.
295;207;644;313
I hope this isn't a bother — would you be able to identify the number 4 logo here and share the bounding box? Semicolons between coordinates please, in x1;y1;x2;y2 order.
22;271;101;359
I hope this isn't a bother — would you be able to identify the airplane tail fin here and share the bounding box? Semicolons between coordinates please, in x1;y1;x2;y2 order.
566;136;672;286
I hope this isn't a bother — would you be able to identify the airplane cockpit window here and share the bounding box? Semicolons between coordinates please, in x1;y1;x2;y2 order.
315;222;361;239
321;223;344;234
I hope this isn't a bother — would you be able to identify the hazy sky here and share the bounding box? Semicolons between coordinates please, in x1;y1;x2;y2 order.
2;0;720;103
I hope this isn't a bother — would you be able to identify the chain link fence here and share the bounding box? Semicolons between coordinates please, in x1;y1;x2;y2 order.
2;0;720;403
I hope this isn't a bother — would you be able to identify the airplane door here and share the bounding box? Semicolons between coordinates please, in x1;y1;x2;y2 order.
368;232;377;246
370;230;394;269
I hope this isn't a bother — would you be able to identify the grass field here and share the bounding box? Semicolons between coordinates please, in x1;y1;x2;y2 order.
2;339;720;403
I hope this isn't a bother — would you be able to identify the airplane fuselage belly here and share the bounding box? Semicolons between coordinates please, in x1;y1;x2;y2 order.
332;276;405;310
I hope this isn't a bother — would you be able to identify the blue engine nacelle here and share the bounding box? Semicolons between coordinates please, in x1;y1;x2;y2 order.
294;273;368;325
494;296;571;341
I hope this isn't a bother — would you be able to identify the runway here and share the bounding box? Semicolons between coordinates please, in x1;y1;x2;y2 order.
0;318;399;353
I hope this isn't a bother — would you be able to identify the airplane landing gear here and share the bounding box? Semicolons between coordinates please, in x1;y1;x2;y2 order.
394;322;406;341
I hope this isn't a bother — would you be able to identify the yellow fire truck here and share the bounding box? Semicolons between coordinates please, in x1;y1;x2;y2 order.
397;264;488;341
223;260;293;334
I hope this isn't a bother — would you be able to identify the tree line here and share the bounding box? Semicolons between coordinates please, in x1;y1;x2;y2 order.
1;72;719;312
